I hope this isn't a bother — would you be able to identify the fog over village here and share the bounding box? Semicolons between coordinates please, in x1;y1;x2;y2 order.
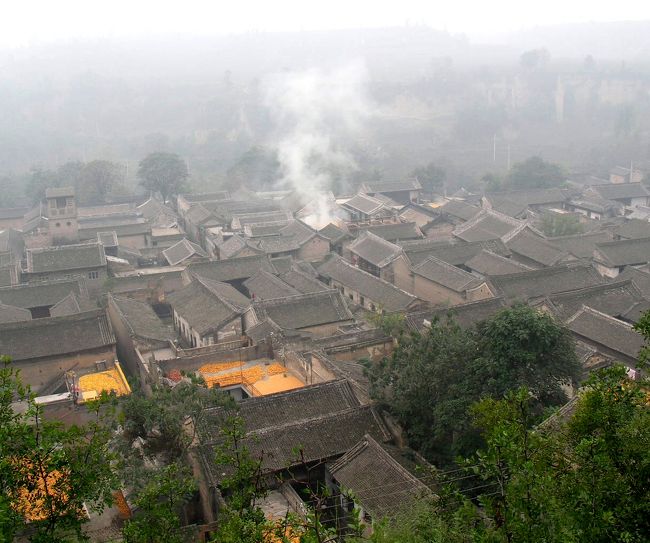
1;3;650;542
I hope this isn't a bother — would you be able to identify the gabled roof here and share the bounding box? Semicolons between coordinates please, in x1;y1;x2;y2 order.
485;188;569;210
540;280;645;321
318;223;351;244
618;266;650;298
356;222;423;242
0;278;88;310
167;276;249;336
200;404;391;475
348;232;402;268
243;270;301;301
566;306;644;362
108;294;174;343
280;267;329;294
49;292;82;317
590;183;650;201
546;231;612;259
453;209;524;242
97;231;119;248
244;220;323;255
594;237;650;267
400;238;511;267
162;238;208;266
412;256;484;292
465;250;531;276
505;228;568;267
231;211;292;230
438;199;481;221
569;196;620;214
359;178;422;193
199;379;361;441
329;434;432;520
26;243;106;273
406;297;507;332
0;302;31;323
217;234;263;260
342;193;392;216
612;218;650;240
249;290;354;331
187;254;277;283
0;309;115;362
184;203;217;225
317;255;419;312
489;264;605;301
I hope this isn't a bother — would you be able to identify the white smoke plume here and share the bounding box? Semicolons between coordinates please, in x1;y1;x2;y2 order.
265;61;371;229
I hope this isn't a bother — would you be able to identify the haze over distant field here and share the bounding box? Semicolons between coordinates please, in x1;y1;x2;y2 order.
3;0;650;48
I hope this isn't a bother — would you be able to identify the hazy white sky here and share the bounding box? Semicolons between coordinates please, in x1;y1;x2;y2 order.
3;0;650;48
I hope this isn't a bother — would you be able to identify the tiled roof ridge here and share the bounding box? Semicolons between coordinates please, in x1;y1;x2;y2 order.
492;262;589;281
548;278;641;301
252;287;342;306
194;275;249;312
596;235;650;248
566;304;636;330
243;405;390;440
452;208;523;237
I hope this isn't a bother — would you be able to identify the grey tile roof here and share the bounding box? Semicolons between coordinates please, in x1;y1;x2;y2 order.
200;379;361;441
0;207;29;220
486;188;569;209
412;256;483;292
280;267;329;294
218;234;260;259
438;199;481;221
318;255;418;312
243;270;301;301
348;232;402;268
180;191;231;203
490;264;605;301
185;203;217;225
269;256;294;274
569;196;620;214
97;231;119;247
400;238;511;267
566;306;644;362
0;309;115;362
360;179;422;193
406;297;507;332
540;280;645;321
231;211;292;230
167;277;249;336
245;220;321;254
0;279;89;309
612;218;650;240
79;221;151;241
594;237;650;267
162;238;208;266
250;290;354;331
618;267;650;298
0;303;32;323
187;255;277;283
318;223;351;244
465;250;531;276
329;435;432;520
26;243;106;273
49;292;82;317
45;186;75;198
342;194;390;215
546;231;613;259
356;222;423;242
453;209;523;242
201;404;391;476
591;183;650;201
108;294;174;343
505;229;568;267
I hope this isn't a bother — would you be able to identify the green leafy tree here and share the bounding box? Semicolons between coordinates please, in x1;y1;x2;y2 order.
540;212;584;237
411;163;446;194
121;462;196;543
507;156;565;189
137;152;189;203
366;305;581;464
0;357;117;542
77;160;125;205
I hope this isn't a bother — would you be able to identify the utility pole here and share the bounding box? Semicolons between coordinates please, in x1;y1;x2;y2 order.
493;133;497;163
507;145;511;171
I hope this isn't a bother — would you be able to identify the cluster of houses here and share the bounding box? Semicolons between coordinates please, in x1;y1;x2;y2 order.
2;168;650;538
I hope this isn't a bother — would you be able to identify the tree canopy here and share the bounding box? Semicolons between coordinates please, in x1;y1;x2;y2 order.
137;152;189;203
366;304;581;464
540;211;584;237
506;156;566;189
411;162;446;194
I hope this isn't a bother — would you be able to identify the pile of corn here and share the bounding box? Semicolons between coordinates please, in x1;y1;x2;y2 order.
78;369;129;396
266;363;289;376
198;361;243;374
113;490;131;519
204;366;265;389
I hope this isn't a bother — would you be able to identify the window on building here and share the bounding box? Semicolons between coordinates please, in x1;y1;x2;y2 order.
88;271;99;280
55;197;67;208
55;222;61;227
